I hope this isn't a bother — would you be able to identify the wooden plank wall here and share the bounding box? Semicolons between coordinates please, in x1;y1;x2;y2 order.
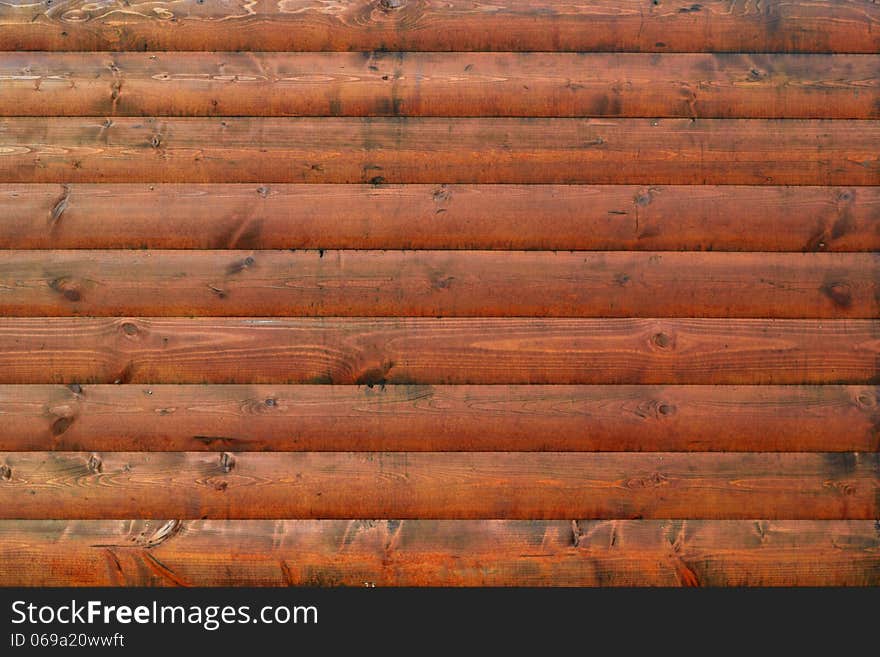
0;0;878;587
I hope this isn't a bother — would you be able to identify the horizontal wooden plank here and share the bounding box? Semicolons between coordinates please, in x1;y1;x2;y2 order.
3;250;876;318
1;520;877;586
0;317;875;385
0;452;876;519
3;184;878;252
1;118;877;185
1;52;878;118
1;384;876;452
1;1;877;53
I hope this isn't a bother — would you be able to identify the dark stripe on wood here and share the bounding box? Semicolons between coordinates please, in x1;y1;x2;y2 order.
1;1;877;53
1;53;877;118
0;452;876;519
0;317;875;385
2;184;878;252
2;250;876;318
1;520;877;586
1;118;877;185
1;384;876;452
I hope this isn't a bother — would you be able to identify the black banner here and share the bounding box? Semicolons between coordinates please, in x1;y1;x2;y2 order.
0;587;876;653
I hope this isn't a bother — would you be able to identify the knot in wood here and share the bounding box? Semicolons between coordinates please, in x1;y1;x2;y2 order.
855;391;877;409
49;277;81;302
220;452;236;473
821;281;852;309
87;453;103;474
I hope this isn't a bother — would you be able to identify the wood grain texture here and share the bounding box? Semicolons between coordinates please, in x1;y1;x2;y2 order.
2;250;876;318
0;317;876;385
2;0;878;591
2;52;878;118
1;117;877;185
3;184;878;252
1;1;877;53
1;384;876;452
1;520;877;586
0;452;876;519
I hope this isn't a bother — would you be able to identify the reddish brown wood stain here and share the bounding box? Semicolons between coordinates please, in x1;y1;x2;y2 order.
0;184;878;252
2;520;877;587
1;250;877;318
0;0;877;587
1;53;878;118
0;1;877;53
0;384;875;452
0;317;876;385
0;117;877;185
0;452;876;520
